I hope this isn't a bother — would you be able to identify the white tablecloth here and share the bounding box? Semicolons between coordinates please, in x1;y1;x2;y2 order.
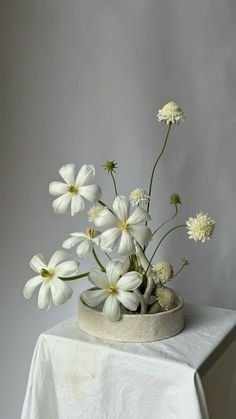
21;304;236;419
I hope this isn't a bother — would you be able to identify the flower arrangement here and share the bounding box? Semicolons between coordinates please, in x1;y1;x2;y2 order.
23;102;215;321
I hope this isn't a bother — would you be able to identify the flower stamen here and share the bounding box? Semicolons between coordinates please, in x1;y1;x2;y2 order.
86;227;95;239
107;284;117;295
67;184;79;195
120;221;129;232
40;268;54;282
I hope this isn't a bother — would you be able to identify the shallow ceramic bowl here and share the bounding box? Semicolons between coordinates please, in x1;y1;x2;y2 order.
78;290;185;342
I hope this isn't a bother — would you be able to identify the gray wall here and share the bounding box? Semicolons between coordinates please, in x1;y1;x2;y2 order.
1;1;236;417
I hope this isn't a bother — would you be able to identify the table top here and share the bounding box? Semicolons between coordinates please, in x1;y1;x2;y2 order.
44;303;236;375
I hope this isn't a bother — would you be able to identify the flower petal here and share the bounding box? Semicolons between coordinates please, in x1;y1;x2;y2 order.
49;181;68;196
129;225;152;246
113;195;130;222
29;254;47;273
93;208;119;228
81;289;107;307
106;260;126;284
62;237;81;249
100;228;121;250
117;271;142;291
38;282;51;311
116;290;139;311
70;232;88;239
76;164;95;186
103;295;121;321
23;276;43;299
76;240;93;258
54;260;79;277
79;185;102;202
88;269;108;288
52;193;71;214
127;206;151;225
118;231;135;256
48;249;69;267
71;194;85;216
59;164;75;184
50;278;73;305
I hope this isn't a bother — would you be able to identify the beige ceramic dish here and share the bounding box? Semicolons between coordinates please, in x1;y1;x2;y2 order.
78;290;185;342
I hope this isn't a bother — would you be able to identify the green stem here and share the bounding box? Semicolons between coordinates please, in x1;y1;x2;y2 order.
98;200;115;216
144;224;186;276
152;204;178;237
111;172;118;196
105;252;111;260
60;272;89;281
146;123;172;219
92;248;106;272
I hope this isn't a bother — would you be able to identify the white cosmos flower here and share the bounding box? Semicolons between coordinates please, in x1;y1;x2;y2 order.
186;212;215;243
94;195;152;256
49;164;102;216
81;259;142;321
23;250;79;311
63;228;100;258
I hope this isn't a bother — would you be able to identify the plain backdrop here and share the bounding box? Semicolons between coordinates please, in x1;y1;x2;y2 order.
1;0;236;417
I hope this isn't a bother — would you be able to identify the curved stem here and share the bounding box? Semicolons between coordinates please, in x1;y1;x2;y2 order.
60;272;89;281
152;204;178;237
92;248;106;272
145;224;186;276
172;261;189;278
146;123;172;219
111;172;118;196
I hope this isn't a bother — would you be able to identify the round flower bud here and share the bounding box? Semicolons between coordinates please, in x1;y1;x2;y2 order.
155;287;176;311
157;101;185;125
170;193;181;206
153;261;174;284
186;212;215;243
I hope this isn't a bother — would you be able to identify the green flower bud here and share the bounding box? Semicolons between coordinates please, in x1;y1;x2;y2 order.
103;160;118;174
170;193;182;205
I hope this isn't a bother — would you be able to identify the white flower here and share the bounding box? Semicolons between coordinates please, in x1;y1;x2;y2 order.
87;203;104;222
157;101;185;125
129;188;150;206
63;228;100;258
49;164;102;216
186;212;215;243
81;259;142;321
153;261;173;284
93;195;152;256
23;250;79;311
155;287;176;311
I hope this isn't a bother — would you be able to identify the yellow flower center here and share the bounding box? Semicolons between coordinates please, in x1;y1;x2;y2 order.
40;268;54;282
86;227;95;238
67;184;79;195
107;284;117;295
120;221;129;231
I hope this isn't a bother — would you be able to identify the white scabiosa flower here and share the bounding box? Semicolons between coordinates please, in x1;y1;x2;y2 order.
63;228;100;258
93;195;152;256
23;250;79;311
49;164;102;216
153;261;174;284
129;188;150;207
186;212;215;243
155;287;176;311
81;259;142;321
87;203;104;222
157;101;185;125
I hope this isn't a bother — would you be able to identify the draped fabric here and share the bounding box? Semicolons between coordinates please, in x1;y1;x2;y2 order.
21;304;236;419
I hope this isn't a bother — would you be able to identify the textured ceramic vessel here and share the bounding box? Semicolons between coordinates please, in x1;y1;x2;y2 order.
78;290;185;342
